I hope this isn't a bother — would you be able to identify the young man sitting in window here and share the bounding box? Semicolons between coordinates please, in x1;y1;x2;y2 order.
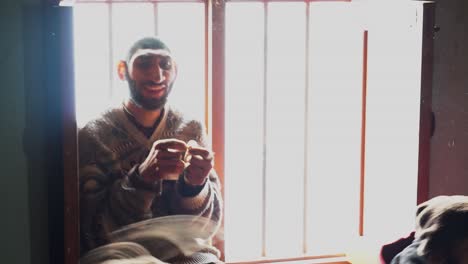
78;37;223;264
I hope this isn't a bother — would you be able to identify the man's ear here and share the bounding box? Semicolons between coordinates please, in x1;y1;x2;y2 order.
117;60;128;80
173;61;178;79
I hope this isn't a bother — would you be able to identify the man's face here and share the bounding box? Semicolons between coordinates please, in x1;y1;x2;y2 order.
126;49;176;110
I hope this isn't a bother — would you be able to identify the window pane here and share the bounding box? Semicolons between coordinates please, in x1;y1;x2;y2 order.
112;3;154;104
363;2;421;243
265;2;306;258
158;3;205;123
307;2;362;255
73;4;110;128
225;2;264;261
75;3;204;126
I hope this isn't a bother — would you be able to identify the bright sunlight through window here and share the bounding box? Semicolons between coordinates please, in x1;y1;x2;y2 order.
73;2;204;128
73;1;426;262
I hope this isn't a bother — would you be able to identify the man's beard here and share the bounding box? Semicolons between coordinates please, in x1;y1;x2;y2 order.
127;79;172;110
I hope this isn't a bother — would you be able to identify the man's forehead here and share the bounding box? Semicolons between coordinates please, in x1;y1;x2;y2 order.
128;49;172;64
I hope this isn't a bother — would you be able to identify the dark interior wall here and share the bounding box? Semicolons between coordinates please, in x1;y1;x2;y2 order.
430;0;468;197
0;1;64;263
1;1;39;263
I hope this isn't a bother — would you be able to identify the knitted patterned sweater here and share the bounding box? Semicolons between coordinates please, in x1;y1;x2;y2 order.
78;105;223;262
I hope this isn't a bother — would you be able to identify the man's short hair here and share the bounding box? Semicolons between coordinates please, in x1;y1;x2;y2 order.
125;37;171;64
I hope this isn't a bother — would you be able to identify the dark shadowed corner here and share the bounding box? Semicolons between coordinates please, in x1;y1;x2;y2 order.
22;4;50;264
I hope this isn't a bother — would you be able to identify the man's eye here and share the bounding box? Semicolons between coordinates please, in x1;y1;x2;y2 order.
137;60;152;69
159;58;172;70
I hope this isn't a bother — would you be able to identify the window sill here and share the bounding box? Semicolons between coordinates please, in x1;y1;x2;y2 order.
226;254;350;264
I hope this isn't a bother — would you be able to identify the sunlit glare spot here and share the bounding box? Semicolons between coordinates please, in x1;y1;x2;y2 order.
158;3;205;123
225;1;423;261
264;2;306;259
73;3;204;128
73;4;111;128
306;2;362;255
225;2;264;261
362;2;421;244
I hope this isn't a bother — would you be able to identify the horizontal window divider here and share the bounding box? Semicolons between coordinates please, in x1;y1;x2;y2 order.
73;0;204;4
227;254;349;264
225;0;351;3
70;0;353;2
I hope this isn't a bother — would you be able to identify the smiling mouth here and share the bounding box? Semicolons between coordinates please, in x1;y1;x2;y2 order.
144;83;166;91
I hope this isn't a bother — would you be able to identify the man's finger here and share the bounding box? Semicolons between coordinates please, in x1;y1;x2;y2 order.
158;161;185;180
187;140;200;148
186;165;203;177
185;166;208;185
189;157;213;170
157;159;186;169
157;149;186;160
154;139;187;151
188;147;213;160
159;169;183;180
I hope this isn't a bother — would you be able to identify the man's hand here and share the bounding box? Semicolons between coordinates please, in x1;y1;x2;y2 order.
184;140;214;186
139;139;187;183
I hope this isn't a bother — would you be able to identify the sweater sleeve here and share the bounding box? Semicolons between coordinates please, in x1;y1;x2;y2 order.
168;119;223;233
172;170;222;220
79;128;157;253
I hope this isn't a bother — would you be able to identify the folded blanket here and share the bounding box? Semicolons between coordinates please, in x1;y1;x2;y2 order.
380;232;415;264
390;195;468;264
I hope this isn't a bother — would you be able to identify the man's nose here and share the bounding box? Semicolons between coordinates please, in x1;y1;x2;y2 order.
152;65;165;82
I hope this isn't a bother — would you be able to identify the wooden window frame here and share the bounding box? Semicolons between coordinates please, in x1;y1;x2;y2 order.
51;0;435;263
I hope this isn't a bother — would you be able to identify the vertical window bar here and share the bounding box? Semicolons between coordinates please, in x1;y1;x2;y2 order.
359;30;368;237
211;0;225;257
303;0;310;255
212;0;225;184
205;0;220;256
153;2;158;36
107;2;114;98
261;0;268;258
204;0;211;134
